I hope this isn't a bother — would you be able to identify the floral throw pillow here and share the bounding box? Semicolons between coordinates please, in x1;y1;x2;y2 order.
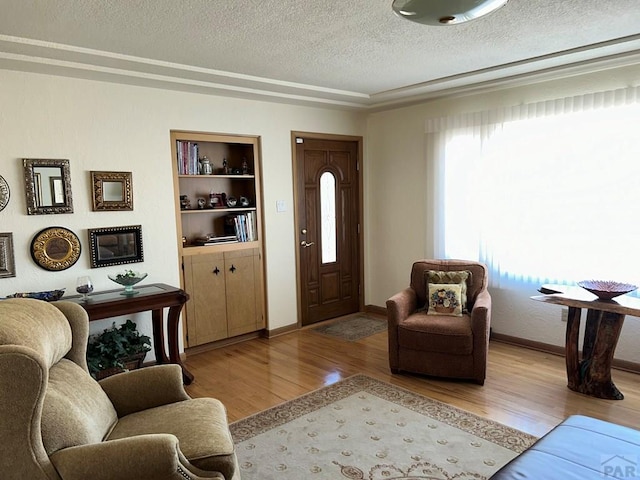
427;283;463;317
426;270;472;312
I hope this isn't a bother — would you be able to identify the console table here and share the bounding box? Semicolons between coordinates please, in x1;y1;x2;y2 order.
67;283;193;384
531;286;640;400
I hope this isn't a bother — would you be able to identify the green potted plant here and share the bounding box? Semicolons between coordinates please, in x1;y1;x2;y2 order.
86;319;151;379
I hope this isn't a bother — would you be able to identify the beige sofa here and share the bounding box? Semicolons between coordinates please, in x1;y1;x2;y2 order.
0;298;239;480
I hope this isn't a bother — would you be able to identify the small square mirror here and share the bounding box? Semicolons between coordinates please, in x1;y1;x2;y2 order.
91;171;133;211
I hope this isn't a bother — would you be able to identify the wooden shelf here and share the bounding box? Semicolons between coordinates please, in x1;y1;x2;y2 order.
180;207;257;214
178;174;255;179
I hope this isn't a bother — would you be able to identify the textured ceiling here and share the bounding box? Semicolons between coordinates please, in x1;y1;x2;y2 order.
0;0;639;109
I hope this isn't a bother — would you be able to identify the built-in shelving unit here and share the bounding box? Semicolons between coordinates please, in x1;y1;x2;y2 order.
170;130;265;348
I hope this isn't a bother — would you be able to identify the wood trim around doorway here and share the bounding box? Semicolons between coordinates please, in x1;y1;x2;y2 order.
291;131;365;328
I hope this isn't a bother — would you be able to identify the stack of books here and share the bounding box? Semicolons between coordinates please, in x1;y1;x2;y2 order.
192;235;238;246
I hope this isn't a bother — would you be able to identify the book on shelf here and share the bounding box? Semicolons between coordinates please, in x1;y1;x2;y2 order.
224;212;258;242
176;141;199;175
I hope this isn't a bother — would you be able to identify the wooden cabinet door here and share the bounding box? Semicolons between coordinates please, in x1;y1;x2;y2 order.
183;253;227;345
225;249;259;337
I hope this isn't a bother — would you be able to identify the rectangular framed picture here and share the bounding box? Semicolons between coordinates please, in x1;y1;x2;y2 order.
88;225;144;268
0;233;16;278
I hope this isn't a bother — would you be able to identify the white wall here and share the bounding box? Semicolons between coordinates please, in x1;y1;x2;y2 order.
365;63;640;363
0;70;365;358
4;63;640;364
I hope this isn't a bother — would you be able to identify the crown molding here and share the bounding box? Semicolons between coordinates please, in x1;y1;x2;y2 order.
0;34;639;112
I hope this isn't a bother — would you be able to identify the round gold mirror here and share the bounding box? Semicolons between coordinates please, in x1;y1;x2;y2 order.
30;227;81;271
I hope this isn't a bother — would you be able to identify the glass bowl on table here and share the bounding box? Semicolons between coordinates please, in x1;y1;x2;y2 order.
108;270;148;296
577;280;638;300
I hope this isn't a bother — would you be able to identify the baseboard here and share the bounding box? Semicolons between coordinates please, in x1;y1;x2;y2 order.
365;304;387;317
265;323;299;338
185;330;264;356
491;332;640;375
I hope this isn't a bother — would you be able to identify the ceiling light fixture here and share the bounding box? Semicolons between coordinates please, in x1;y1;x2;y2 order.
392;0;509;26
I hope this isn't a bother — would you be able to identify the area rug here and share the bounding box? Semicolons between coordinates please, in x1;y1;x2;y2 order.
230;374;536;480
311;315;387;341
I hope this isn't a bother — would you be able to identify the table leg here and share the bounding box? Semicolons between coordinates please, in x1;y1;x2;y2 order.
167;304;194;385
564;306;581;390
580;311;625;400
582;308;601;361
151;309;170;364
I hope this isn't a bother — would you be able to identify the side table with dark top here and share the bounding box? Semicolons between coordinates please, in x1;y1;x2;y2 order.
532;285;640;400
66;283;193;384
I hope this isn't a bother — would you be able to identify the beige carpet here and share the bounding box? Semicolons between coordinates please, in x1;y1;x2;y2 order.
311;315;387;341
230;374;536;480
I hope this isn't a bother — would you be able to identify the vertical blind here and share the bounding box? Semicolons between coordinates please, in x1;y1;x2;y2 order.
425;86;640;288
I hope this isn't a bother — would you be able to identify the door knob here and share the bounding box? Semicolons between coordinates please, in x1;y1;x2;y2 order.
300;241;315;248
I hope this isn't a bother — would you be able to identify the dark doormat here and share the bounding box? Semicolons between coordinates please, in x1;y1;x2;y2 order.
311;314;387;341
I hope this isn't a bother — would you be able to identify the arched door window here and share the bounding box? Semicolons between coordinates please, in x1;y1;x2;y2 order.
320;171;337;264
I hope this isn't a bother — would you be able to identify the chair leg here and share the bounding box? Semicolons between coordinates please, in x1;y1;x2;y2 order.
390;368;399;374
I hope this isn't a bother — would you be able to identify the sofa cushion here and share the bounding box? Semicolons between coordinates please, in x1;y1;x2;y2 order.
490;415;640;479
426;270;472;311
108;397;236;479
427;283;463;316
398;312;473;355
42;359;118;454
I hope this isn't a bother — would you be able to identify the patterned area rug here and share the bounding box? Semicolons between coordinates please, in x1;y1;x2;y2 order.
311;315;387;341
230;374;536;480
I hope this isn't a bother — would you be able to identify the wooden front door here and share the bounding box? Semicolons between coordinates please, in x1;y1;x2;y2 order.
294;135;361;326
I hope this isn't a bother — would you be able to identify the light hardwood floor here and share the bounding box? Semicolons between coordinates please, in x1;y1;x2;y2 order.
184;317;640;438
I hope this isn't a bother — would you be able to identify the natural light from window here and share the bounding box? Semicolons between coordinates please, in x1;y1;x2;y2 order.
437;100;640;288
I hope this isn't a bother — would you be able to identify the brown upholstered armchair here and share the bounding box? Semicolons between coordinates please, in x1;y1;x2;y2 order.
386;259;491;385
0;298;239;480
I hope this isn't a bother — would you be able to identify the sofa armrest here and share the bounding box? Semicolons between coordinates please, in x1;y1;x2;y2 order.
386;287;417;327
50;434;223;480
99;364;190;417
471;289;491;327
470;288;492;384
386;287;417;372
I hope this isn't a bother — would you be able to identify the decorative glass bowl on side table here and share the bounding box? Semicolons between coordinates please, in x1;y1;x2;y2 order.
108;271;148;296
577;280;638;300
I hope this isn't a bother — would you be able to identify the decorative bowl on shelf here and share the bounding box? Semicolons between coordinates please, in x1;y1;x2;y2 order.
6;289;65;302
108;270;148;295
577;280;638;300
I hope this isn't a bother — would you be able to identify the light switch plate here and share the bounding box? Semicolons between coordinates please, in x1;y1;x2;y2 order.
276;200;286;212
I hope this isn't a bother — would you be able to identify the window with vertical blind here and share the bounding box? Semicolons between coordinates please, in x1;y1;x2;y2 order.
426;87;640;289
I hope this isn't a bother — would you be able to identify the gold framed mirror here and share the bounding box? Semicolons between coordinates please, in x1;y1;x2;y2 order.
23;159;73;215
91;171;133;211
30;226;81;271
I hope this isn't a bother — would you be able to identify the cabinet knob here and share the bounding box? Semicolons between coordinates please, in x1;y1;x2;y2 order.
213;267;220;275
229;264;236;273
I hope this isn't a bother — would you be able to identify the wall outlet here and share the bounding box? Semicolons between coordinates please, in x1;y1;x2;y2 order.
561;308;568;322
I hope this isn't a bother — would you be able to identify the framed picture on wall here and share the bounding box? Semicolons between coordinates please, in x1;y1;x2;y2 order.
88;225;143;268
0;233;16;278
